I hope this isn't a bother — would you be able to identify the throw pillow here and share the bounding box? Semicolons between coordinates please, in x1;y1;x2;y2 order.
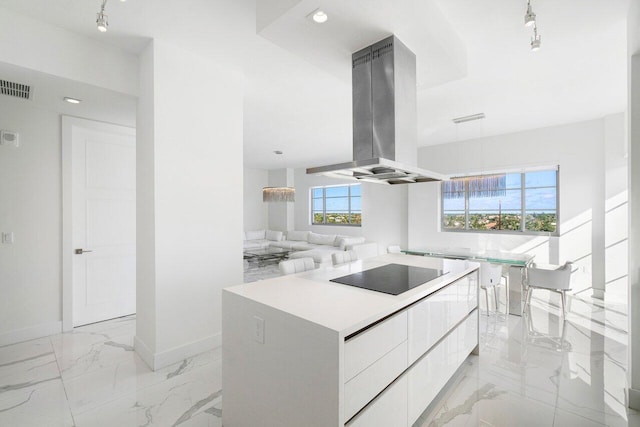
337;236;366;250
287;230;310;241
308;232;337;246
266;230;283;242
245;230;266;240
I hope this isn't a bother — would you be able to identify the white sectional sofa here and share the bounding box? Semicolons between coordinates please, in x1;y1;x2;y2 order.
243;230;378;266
242;230;284;250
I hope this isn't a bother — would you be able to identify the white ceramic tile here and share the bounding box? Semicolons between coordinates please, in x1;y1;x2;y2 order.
0;337;56;380
552;408;606;427
53;330;136;380
0;378;74;427
414;373;557;427
65;347;221;415
73;360;222;426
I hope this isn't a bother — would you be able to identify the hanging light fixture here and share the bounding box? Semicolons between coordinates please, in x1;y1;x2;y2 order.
96;0;108;32
531;23;542;51
263;187;295;202
443;175;507;199
524;0;536;27
263;151;295;203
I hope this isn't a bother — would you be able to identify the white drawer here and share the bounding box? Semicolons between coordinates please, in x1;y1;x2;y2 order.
407;274;477;364
344;311;408;382
407;312;478;425
344;340;408;421
345;371;408;427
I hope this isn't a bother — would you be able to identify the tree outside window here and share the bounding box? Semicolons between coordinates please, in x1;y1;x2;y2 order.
312;184;362;226
442;169;558;234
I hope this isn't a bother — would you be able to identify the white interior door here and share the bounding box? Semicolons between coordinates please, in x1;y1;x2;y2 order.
72;121;136;326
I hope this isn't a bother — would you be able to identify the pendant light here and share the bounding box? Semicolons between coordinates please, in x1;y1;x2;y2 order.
96;0;108;32
531;23;542;51
524;0;536;27
263;151;295;203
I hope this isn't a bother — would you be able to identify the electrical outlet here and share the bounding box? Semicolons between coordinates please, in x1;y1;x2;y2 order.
253;316;265;344
1;232;14;244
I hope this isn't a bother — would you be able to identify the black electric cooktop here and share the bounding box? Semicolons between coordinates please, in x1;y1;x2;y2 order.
330;263;448;296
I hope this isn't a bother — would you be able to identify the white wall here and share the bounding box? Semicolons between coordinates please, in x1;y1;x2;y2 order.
0;99;62;344
267;168;294;232
136;40;244;370
409;115;627;297
292;169;407;252
0;85;137;345
627;0;640;410
0;7;138;96
0;6;138;345
244;168;269;231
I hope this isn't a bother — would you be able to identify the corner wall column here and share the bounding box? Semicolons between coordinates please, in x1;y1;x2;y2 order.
135;40;244;370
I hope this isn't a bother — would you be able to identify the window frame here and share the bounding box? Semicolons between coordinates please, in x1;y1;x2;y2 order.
310;183;362;227
440;168;559;236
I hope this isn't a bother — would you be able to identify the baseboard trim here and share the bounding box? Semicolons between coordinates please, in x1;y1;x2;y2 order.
134;333;221;371
629;387;640;410
0;321;62;347
134;335;155;369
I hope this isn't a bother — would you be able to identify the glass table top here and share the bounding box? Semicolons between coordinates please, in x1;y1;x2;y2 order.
402;247;534;266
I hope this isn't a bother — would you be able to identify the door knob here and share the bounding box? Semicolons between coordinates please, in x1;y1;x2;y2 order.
75;249;93;254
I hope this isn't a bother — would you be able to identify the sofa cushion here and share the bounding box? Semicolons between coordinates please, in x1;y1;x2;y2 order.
292;242;314;251
336;236;366;250
308;232;337;246
243;240;269;250
245;230;266;240
266;230;283;242
270;240;295;250
287;230;310;241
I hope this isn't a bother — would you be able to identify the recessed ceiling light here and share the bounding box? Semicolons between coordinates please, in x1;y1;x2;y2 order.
312;10;328;23
64;97;82;104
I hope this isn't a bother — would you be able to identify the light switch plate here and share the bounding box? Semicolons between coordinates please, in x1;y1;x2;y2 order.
253;316;265;344
0;130;19;147
1;232;14;244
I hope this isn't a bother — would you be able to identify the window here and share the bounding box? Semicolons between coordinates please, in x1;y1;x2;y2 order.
442;169;558;234
311;184;362;226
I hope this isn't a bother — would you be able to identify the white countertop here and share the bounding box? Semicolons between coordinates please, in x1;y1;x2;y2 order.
225;254;479;337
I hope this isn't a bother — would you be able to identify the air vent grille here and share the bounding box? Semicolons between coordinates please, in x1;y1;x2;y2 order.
0;80;31;100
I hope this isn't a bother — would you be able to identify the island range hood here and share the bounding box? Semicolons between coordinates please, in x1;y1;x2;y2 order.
307;35;445;185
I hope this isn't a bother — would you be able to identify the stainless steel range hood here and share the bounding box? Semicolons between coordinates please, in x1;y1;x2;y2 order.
307;35;444;185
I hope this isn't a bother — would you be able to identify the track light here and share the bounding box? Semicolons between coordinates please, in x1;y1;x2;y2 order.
96;0;108;32
524;0;536;27
531;24;541;51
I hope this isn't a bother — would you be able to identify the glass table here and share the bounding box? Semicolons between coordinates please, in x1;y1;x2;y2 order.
403;247;535;316
244;247;291;267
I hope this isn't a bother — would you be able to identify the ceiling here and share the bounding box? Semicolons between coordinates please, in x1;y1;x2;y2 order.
0;0;630;170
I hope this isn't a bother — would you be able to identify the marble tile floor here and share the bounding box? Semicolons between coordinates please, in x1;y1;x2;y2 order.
415;295;640;427
243;259;281;283
0;315;222;427
1;290;639;426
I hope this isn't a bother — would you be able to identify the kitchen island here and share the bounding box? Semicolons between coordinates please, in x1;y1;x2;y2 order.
222;253;479;427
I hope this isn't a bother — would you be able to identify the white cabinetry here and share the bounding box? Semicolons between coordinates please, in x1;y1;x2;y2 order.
222;254;479;427
408;274;477;364
344;273;478;425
